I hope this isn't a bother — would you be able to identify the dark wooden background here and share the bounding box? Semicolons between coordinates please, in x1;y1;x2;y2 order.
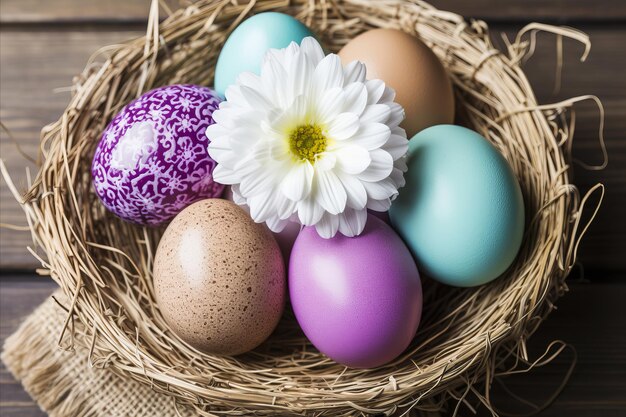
0;1;624;416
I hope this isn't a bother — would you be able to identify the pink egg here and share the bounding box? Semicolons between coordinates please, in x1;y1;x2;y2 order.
289;214;422;368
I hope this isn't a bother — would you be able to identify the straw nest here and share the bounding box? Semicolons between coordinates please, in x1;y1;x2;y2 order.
2;0;606;415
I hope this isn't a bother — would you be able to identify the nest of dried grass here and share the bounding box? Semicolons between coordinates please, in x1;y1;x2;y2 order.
2;0;606;415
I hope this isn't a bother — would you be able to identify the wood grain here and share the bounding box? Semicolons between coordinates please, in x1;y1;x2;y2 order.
478;278;626;416
0;0;176;24
1;26;623;270
1;0;625;23
0;29;142;269
496;25;626;271
439;0;626;21
1;275;624;416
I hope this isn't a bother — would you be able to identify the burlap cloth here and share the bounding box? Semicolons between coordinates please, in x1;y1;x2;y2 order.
2;289;195;417
2;290;444;417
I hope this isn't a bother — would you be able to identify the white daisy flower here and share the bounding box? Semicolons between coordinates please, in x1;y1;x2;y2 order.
206;37;408;238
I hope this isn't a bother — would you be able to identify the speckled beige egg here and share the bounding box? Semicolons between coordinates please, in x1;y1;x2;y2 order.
153;198;286;355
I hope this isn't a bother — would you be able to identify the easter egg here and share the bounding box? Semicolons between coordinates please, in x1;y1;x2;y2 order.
389;125;525;287
153;199;286;355
289;215;422;368
214;12;314;97
91;85;224;226
222;186;301;261
338;29;454;137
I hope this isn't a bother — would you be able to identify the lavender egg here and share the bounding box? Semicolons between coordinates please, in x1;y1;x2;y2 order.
289;214;423;368
91;85;224;225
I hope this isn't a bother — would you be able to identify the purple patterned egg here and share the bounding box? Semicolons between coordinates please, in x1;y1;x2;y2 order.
91;85;224;226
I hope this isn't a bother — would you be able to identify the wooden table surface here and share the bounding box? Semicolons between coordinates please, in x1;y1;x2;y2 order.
1;1;625;416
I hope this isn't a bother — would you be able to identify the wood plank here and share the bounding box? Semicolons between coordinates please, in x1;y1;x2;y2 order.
0;29;142;270
476;277;626;416
0;0;176;24
495;25;626;271
439;0;626;21
1;275;624;416
1;0;625;24
2;26;623;271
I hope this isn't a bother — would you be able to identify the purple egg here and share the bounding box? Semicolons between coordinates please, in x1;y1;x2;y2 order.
289;214;422;368
91;85;224;225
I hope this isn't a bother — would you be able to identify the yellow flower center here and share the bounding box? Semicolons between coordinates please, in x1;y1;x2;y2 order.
288;124;328;163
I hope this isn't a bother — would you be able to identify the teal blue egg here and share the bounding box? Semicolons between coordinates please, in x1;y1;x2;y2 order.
389;125;525;287
214;12;314;97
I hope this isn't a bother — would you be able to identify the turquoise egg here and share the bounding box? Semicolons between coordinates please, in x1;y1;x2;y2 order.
214;12;314;97
389;125;525;287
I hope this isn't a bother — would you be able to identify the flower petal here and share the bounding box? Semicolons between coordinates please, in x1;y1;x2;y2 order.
239;85;272;109
237;71;263;91
383;129;409;159
365;79;385;105
315;87;346;124
327;112;359;140
262;47;287;69
315;152;336;171
275;194;298;219
315;212;340;238
335;145;370;175
343;60;367;84
300;37;325;66
224;84;244;104
380;85;396;103
248;190;276;222
394;156;408;172
390;166;406;189
352;123;391;150
260;54;288;107
360;104;391;124
287;50;313;105
313;54;344;93
367;198;391;212
205;121;229;141
272;41;300;71
386;102;405;129
359;149;394;182
212;164;241;185
362;177;398;200
213;107;263;129
314;169;347;214
266;215;289;232
230;185;246;205
342;82;367;116
232;154;267;186
239;167;279;197
338;208;367;237
229;126;266;149
268;138;291;162
337;172;367;209
280;161;314;201
283;94;309;125
206;134;233;163
297;195;324;225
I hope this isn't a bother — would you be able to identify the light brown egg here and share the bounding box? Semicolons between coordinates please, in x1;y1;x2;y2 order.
222;186;301;262
338;28;455;137
153;198;285;355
